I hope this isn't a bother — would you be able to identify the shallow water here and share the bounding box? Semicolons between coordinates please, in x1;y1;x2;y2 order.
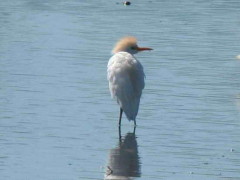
0;0;240;179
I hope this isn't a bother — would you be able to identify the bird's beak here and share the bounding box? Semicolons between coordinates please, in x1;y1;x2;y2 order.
137;47;153;51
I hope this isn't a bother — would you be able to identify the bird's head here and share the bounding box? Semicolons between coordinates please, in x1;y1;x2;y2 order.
112;36;153;55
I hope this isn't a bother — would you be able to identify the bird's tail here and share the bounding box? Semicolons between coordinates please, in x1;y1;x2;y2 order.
119;97;140;121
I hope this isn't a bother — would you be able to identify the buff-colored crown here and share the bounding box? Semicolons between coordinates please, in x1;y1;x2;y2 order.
112;36;137;54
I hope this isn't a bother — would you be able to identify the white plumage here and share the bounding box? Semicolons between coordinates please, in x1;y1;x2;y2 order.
108;52;145;120
107;37;152;126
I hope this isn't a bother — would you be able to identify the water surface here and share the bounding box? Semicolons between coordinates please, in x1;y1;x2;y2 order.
0;0;240;179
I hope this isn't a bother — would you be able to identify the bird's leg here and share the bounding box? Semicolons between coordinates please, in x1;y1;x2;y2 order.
134;119;137;127
118;125;122;143
118;108;123;126
133;125;136;135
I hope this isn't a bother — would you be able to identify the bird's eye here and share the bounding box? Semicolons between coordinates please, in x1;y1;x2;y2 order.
131;47;136;50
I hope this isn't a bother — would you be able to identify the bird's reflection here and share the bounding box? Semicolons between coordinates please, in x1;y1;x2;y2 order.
104;127;141;180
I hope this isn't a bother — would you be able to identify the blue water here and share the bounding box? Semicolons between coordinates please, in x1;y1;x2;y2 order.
1;0;240;179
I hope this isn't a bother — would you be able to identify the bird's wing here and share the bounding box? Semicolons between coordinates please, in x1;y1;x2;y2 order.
107;52;145;120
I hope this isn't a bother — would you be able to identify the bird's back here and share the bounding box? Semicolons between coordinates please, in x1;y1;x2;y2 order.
107;52;145;120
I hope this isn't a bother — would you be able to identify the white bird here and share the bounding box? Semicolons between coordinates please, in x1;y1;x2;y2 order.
107;37;153;126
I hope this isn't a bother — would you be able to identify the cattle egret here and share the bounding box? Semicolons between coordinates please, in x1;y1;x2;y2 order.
107;36;152;126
